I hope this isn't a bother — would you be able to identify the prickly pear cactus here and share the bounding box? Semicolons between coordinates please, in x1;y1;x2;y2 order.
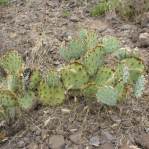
115;81;125;101
61;62;89;89
59;37;86;61
82;46;104;76
96;86;118;106
81;83;98;98
59;30;99;62
102;36;120;54
38;81;65;106
85;31;98;50
7;75;22;94
95;67;114;86
113;47;140;60
19;92;35;110
46;69;61;87
29;69;41;91
134;75;145;98
115;57;144;84
0;89;18;121
0;51;23;75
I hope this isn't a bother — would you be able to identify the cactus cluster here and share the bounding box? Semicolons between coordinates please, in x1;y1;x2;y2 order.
59;30;146;105
0;30;146;122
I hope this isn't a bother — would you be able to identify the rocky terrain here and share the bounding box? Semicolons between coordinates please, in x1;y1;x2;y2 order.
0;0;149;148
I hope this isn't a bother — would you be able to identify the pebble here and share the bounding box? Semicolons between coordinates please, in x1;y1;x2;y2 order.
135;133;149;149
139;32;149;47
27;142;38;149
69;132;82;144
70;16;79;22
17;140;25;148
100;143;114;149
49;135;65;148
89;136;100;147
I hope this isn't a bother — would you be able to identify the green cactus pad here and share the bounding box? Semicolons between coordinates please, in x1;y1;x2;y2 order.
7;75;22;94
95;67;114;86
113;48;140;60
115;57;144;83
134;75;145;98
29;70;41;91
59;38;86;61
46;69;61;87
0;51;23;75
0;89;17;107
19;92;34;110
102;36;120;54
81;83;98;98
83;46;104;76
85;31;98;49
61;62;89;89
115;81;125;101
96;86;118;106
38;82;65;106
0;89;18;121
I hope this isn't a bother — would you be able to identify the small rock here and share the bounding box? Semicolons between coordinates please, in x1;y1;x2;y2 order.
89;136;100;147
139;32;149;47
135;133;149;149
69;132;81;144
111;115;121;124
101;130;115;141
61;108;71;114
49;135;65;148
35;129;41;136
70;16;79;22
17;140;25;148
100;143;114;149
120;144;140;149
39;143;49;149
28;142;38;149
141;12;149;28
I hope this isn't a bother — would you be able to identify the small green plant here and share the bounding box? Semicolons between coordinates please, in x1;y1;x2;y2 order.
62;10;71;17
90;1;109;16
0;0;8;5
90;0;149;20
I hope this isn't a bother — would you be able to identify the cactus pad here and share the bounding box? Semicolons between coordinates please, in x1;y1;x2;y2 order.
85;31;98;49
95;67;114;86
115;81;125;101
0;51;23;75
102;36;120;54
115;57;144;83
59;38;86;61
7;75;22;94
61;62;89;89
46;69;61;87
134;75;145;98
19;93;34;110
83;46;104;76
0;89;18;121
81;83;98;98
96;86;118;106
38;82;65;106
29;70;41;91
